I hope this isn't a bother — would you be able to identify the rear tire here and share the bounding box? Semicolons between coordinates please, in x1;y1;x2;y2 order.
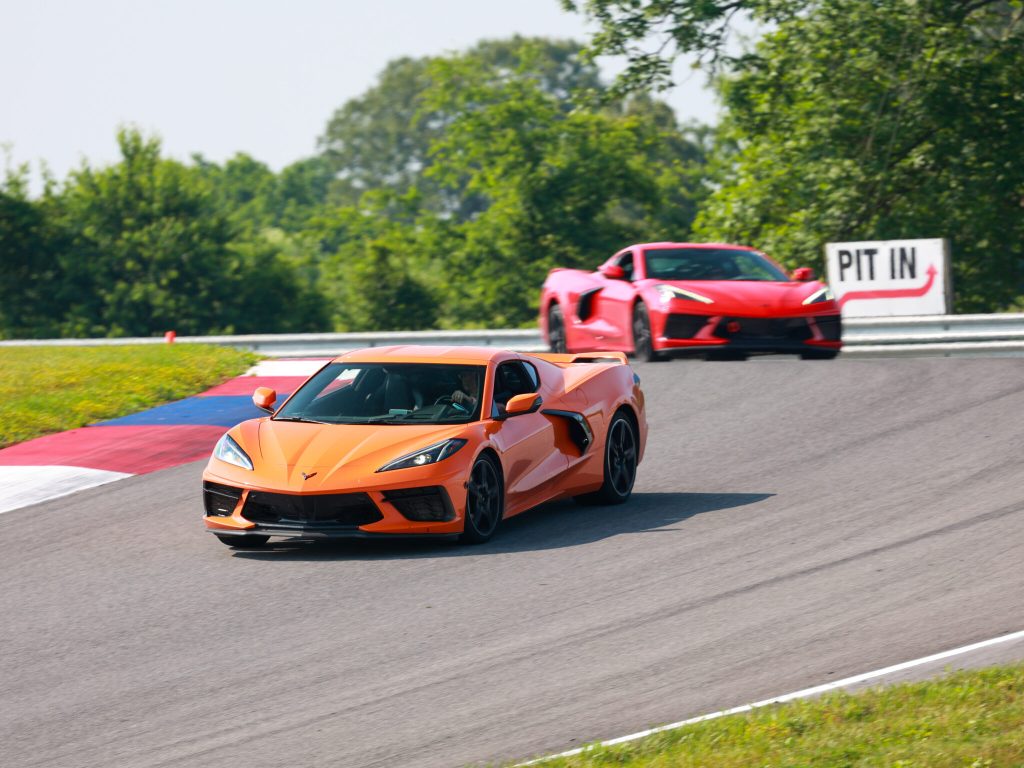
459;455;504;544
216;534;270;549
548;304;568;353
574;412;638;506
632;303;661;362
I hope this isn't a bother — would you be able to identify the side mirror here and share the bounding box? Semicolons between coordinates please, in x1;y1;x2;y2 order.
253;387;277;414
501;393;543;419
600;264;626;280
792;267;815;281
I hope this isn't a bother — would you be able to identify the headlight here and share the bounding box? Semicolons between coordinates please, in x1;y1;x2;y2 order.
376;439;468;473
656;285;714;305
802;286;835;305
214;433;254;470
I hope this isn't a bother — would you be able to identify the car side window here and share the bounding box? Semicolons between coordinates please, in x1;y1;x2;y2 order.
491;361;539;417
521;361;540;390
616;251;634;281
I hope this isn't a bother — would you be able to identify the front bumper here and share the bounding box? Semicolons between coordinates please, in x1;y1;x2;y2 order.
202;466;468;539
654;311;842;355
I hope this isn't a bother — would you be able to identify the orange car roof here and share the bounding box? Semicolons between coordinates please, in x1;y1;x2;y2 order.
334;345;510;365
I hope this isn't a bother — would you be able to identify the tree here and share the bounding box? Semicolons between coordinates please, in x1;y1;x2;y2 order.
420;51;670;326
52;128;332;336
694;1;1024;309
569;0;1024;309
562;0;804;93
0;164;65;338
331;239;438;332
317;36;604;216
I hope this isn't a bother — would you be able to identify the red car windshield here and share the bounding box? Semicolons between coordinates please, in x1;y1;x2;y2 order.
645;248;789;282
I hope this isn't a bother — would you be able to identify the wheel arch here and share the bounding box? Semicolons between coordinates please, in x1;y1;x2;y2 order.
474;446;505;491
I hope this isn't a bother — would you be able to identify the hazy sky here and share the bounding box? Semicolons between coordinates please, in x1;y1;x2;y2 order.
1;0;718;190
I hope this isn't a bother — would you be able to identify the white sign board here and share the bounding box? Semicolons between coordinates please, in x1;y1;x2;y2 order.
824;238;951;317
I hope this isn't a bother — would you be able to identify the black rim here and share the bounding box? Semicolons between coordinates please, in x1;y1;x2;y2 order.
549;308;566;353
467;459;501;534
607;418;637;497
633;308;650;357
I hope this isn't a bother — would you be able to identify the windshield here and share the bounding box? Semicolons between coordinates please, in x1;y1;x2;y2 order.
274;363;485;425
645;248;789;282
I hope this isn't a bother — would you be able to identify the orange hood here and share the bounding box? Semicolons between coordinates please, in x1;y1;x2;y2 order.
231;418;470;490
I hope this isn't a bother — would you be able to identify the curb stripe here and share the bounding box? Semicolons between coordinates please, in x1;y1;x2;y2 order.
0;466;132;514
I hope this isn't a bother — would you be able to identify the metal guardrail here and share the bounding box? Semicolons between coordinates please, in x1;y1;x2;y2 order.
3;314;1024;357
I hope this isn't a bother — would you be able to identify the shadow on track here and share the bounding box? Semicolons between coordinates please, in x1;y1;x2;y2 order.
230;491;773;562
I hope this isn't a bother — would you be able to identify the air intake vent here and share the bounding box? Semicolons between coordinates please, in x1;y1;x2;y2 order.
203;482;243;517
664;314;710;339
382;487;454;522
242;492;383;527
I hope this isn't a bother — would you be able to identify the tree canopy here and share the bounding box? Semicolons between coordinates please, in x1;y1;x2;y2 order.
568;0;1024;309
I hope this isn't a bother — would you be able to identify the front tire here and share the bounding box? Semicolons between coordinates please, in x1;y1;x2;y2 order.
548;304;568;353
216;534;270;549
575;412;638;505
632;303;661;362
459;455;504;544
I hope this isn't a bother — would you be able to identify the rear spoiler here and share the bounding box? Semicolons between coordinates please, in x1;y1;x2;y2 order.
527;351;628;366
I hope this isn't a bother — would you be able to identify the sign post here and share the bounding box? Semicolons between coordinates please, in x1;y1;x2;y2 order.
825;238;952;317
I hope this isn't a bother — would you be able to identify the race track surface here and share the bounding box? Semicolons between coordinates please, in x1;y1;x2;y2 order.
2;357;1023;767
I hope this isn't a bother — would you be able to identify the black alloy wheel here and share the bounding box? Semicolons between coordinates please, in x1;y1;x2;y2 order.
548;304;567;353
575;412;638;505
460;455;504;544
216;534;270;549
632;303;661;362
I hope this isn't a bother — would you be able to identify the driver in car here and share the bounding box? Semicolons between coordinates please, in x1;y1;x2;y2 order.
451;370;480;411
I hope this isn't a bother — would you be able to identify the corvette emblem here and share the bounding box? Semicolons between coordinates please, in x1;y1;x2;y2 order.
301;471;317;481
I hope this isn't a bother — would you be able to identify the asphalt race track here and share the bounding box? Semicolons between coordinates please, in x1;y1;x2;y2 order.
2;357;1023;768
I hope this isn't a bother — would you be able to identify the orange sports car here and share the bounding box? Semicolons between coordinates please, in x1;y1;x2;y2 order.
202;346;647;547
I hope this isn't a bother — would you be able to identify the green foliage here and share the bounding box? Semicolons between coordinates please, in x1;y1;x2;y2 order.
562;0;806;93
693;0;1024;310
0;129;334;339
0;344;256;448
333;239;438;331
52;129;245;337
0;164;66;338
317;36;605;216
417;47;704;326
1;37;711;338
538;662;1024;767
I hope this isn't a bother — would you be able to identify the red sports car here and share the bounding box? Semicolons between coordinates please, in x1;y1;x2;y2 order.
539;242;842;361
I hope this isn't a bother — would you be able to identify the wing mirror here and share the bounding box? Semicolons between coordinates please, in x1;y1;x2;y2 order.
600;264;626;280
792;267;815;281
499;393;543;419
253;387;277;414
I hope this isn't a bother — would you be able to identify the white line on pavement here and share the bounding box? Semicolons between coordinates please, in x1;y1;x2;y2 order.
519;628;1024;765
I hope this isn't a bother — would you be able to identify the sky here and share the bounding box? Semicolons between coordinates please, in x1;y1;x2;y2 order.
1;0;720;192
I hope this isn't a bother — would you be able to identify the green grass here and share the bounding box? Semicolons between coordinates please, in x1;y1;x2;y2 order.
532;663;1024;767
0;344;258;449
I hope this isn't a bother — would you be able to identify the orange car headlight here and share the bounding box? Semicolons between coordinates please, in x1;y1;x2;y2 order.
213;433;254;471
376;439;468;473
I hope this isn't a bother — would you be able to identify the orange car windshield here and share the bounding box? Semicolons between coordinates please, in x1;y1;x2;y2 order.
274;363;486;425
645;248;789;281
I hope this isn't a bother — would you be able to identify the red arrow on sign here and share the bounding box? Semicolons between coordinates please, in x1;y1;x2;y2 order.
838;264;937;309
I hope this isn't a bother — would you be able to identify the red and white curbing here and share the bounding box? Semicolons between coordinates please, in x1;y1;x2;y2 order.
0;358;325;515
